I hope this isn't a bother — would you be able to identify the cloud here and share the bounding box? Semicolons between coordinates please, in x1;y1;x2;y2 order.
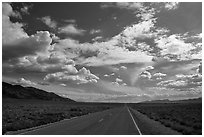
20;4;33;15
54;34;154;66
101;2;179;22
103;2;179;12
44;67;99;85
198;62;202;74
153;72;166;77
112;78;127;86
111;81;120;86
145;66;154;71
163;2;179;10
62;64;78;74
101;2;144;10
15;78;37;86
92;36;103;42
112;16;117;20
120;66;127;70
40;16;57;29
136;59;202;89
63;19;76;23
3;31;52;61
2;3;21;18
140;71;152;79
58;24;86;35
110;73;115;76
117;19;156;47
116;78;123;83
157;73;202;90
2;3;28;44
60;83;67;87
101;2;155;21
80;46;153;66
155;34;196;60
157;80;187;87
90;29;101;34
38;82;50;86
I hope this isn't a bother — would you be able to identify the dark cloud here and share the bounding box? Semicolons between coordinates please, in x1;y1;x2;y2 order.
3;31;52;61
198;62;202;74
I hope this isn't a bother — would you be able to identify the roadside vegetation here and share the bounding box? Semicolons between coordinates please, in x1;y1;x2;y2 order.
130;102;202;135
2;99;115;134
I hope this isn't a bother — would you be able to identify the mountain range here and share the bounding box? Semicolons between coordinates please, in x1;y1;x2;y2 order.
140;98;202;104
2;82;75;102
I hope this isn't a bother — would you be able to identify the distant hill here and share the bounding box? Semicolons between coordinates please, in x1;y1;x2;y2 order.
175;97;202;103
2;82;75;102
141;98;202;104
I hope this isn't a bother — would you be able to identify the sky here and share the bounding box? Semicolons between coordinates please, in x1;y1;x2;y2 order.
2;2;202;103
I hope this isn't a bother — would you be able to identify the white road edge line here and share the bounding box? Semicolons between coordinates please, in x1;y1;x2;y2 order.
127;107;142;135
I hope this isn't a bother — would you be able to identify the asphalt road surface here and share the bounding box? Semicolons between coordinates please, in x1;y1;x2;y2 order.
8;106;181;135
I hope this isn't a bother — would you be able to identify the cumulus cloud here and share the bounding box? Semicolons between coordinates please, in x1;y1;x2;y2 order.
140;71;152;79
176;73;202;79
157;80;187;87
53;33;154;66
153;72;166;77
117;19;156;48
155;34;196;60
44;67;99;85
3;31;52;61
145;66;154;71
111;78;127;86
120;66;127;70
58;24;86;35
163;2;179;10
157;72;202;90
110;73;115;76
15;78;37;86
40;16;57;29
60;83;67;87
2;3;21;18
2;3;28;44
111;81;120;86
116;78;123;83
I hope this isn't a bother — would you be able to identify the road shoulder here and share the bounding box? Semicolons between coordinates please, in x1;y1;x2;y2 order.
129;107;181;135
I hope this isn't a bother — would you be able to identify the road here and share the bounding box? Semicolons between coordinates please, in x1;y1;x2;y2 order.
8;106;181;135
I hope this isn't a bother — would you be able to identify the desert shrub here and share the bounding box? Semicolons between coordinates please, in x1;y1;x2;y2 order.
130;103;202;135
2;100;114;134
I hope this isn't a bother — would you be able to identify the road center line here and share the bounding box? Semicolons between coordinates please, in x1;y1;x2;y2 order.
127;107;142;135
